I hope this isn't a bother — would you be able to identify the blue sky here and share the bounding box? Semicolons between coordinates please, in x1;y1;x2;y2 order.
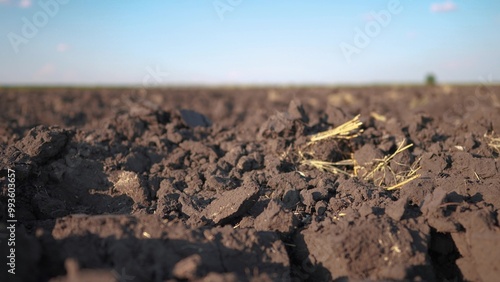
1;0;499;85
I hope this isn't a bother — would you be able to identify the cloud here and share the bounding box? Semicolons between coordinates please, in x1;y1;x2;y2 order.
430;1;457;13
56;43;70;52
19;0;31;8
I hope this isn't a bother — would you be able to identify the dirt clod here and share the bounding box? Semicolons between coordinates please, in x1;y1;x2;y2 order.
203;181;260;225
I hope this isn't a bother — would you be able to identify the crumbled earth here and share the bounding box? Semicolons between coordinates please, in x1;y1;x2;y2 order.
1;86;500;281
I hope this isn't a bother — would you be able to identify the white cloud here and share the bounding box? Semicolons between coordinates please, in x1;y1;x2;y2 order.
430;1;457;13
56;43;70;52
19;0;31;8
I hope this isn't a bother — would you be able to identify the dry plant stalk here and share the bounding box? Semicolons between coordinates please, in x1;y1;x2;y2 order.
359;139;421;190
300;156;354;176
308;114;363;143
386;157;421;191
298;116;420;190
370;112;387;122
299;115;363;175
362;140;413;181
485;133;500;154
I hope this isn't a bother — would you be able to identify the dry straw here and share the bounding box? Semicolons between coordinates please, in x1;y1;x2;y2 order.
299;115;420;190
359;139;421;190
300;157;355;176
308;114;363;143
485;133;500;154
299;115;362;176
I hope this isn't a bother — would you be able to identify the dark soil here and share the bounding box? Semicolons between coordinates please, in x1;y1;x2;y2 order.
1;86;499;281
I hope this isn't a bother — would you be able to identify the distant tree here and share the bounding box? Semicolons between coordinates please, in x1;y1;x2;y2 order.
425;73;436;86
